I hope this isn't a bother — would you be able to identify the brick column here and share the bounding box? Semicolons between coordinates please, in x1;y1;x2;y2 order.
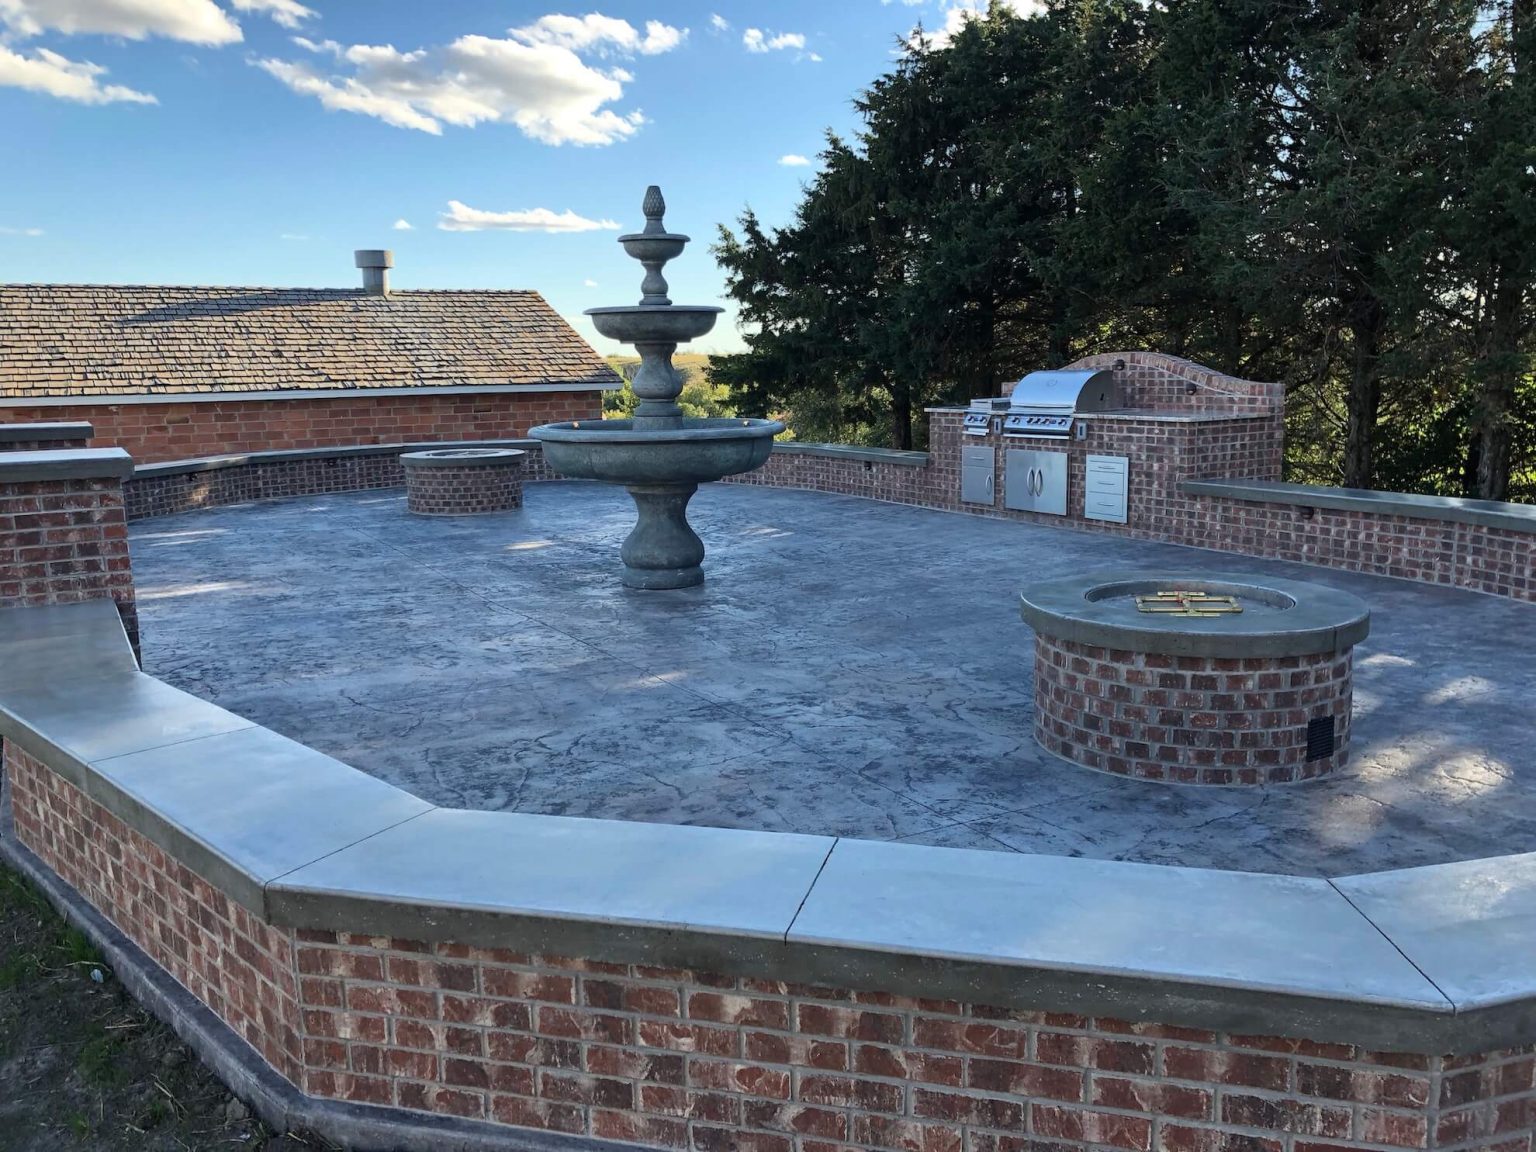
0;448;138;658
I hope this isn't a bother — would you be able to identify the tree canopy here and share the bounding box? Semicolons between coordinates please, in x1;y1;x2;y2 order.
711;0;1536;499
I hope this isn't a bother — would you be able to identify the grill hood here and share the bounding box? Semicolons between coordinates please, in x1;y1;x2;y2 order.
1008;369;1122;413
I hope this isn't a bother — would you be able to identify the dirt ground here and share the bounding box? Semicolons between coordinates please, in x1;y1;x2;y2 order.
0;860;335;1152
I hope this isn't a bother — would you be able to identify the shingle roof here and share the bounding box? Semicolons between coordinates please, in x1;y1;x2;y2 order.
0;285;620;398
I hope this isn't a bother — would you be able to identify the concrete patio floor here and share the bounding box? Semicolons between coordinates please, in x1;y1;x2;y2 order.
131;482;1536;877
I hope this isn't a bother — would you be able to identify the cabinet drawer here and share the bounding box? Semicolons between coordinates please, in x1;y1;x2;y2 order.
1086;470;1126;495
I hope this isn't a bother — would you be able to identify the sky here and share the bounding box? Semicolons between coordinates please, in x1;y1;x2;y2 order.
0;0;1021;356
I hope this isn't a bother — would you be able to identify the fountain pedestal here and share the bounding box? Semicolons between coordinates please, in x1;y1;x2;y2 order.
530;186;783;590
621;483;705;588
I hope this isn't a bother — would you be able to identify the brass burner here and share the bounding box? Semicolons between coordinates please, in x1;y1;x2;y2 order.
1135;590;1243;617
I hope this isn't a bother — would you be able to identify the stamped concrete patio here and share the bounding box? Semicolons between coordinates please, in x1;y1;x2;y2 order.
131;482;1536;877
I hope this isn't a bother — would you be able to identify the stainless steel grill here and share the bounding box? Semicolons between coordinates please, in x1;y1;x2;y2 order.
963;396;1009;436
1003;369;1122;438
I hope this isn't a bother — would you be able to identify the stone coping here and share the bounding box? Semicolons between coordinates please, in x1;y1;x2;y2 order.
6;602;1536;1053
131;440;539;479
1019;571;1371;657
1183;478;1536;535
400;447;527;469
0;445;133;483
0;420;94;442
768;441;930;466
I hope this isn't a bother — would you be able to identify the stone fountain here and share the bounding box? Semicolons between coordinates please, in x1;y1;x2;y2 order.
530;187;784;589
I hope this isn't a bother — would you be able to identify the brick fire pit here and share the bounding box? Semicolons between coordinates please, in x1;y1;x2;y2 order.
400;448;525;516
1021;572;1369;785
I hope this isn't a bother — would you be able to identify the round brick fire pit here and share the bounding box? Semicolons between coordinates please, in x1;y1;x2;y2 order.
1020;573;1370;785
400;448;526;516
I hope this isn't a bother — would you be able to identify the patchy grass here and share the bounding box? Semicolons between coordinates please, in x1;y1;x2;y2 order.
0;859;335;1151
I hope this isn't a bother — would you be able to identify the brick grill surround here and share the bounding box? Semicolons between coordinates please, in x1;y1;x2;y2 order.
404;458;525;516
1034;637;1353;785
0;473;138;654
7;745;1536;1152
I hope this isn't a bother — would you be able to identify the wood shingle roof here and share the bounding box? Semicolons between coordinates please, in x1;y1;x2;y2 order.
0;285;620;399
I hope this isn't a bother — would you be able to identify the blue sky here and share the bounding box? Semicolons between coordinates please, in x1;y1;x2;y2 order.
0;0;1006;355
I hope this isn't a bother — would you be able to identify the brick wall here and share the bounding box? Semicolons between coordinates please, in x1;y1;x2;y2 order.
1034;637;1354;785
0;390;601;464
6;745;302;1082
6;740;1535;1152
124;444;562;521
404;457;524;515
0;468;138;653
1066;352;1284;416
1178;497;1536;604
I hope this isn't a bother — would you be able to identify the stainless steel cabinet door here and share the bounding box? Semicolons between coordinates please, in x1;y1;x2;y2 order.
960;445;995;505
1004;449;1068;516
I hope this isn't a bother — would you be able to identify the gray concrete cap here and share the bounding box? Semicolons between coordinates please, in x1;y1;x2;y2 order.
399;448;527;469
0;446;133;483
0;674;255;791
0;601;137;687
1334;854;1536;1011
1183;478;1536;536
0;421;93;443
270;809;834;962
89;726;433;912
789;840;1444;1011
1019;570;1370;657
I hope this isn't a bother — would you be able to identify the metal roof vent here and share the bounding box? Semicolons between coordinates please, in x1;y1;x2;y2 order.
354;249;393;296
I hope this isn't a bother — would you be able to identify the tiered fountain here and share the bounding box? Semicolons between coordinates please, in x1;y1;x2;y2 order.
531;187;784;589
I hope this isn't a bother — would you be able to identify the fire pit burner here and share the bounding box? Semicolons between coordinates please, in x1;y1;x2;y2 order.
1135;590;1243;616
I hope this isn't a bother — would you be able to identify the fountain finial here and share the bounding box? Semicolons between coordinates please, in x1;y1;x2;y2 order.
641;185;667;235
624;184;683;306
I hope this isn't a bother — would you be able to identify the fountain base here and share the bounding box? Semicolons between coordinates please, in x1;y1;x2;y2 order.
621;483;705;589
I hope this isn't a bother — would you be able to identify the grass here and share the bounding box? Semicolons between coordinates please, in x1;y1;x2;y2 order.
0;855;335;1150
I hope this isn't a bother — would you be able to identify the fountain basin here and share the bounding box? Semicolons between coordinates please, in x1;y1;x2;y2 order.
532;418;783;485
585;305;723;344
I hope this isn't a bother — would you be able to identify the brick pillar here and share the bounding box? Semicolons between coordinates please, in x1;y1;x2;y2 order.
0;448;139;659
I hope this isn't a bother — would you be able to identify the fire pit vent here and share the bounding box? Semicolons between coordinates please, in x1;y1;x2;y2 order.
1306;715;1337;762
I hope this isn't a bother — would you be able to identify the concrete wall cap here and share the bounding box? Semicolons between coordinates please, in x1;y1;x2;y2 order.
0;446;133;482
0;421;94;442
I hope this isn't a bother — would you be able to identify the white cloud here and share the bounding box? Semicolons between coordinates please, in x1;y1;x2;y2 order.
0;0;241;44
0;44;156;103
279;232;308;240
229;0;314;28
257;16;685;145
437;201;621;233
924;0;1046;47
583;278;599;287
291;34;339;54
743;27;805;53
778;153;810;166
392;218;413;231
0;225;44;235
709;13;729;31
509;13;685;56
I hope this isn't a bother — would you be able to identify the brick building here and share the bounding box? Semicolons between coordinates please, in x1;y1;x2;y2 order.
0;251;616;463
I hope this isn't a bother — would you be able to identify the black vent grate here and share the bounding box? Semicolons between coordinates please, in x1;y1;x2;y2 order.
1306;715;1336;762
